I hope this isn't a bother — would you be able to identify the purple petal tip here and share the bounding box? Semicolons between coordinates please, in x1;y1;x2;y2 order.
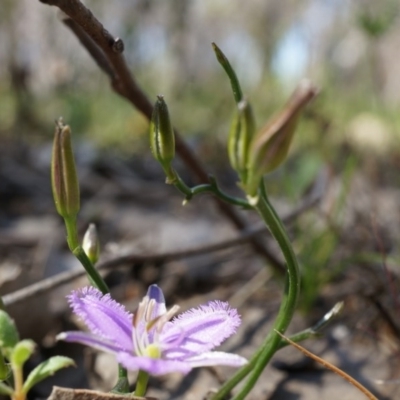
147;284;165;304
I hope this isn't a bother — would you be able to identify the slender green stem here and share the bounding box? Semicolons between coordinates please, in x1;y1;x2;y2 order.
134;370;149;397
232;191;300;399
209;325;323;400
167;168;251;208
64;217;129;390
165;169;192;198
277;328;320;350
72;247;109;294
276;301;344;350
190;184;251;209
211;185;300;400
63;215;81;250
64;217;109;294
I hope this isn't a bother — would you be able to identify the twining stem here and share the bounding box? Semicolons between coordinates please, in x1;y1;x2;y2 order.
166;168;251;209
233;190;300;399
209;323;327;400
212;185;300;400
134;369;150;397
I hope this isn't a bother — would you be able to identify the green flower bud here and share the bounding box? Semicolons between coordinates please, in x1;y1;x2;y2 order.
0;310;19;350
51;119;80;219
82;223;100;264
228;99;256;184
149;96;175;173
245;80;317;198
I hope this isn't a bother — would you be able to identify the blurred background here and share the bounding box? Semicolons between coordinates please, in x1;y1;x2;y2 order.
1;0;400;399
2;0;400;151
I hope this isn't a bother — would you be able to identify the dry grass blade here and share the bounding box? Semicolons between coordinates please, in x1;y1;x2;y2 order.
274;330;379;400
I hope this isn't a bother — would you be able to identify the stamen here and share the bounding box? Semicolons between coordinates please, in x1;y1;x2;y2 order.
133;296;149;328
132;325;141;354
145;298;156;322
156;305;180;333
166;305;180;320
142;331;150;349
146;315;163;332
133;303;143;328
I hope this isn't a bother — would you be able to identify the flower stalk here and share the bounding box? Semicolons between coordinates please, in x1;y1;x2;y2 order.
134;370;150;397
232;187;300;399
211;183;301;400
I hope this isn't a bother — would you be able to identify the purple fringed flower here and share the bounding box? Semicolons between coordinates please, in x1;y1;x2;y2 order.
57;285;247;376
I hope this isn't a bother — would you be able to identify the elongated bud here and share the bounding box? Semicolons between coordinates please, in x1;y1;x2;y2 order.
228;99;256;183
82;223;100;264
149;96;175;172
246;80;317;199
51;119;80;219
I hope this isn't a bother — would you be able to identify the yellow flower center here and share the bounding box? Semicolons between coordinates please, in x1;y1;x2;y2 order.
144;344;161;359
132;294;180;359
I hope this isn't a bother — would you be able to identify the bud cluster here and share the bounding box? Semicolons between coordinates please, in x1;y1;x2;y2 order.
231;81;317;199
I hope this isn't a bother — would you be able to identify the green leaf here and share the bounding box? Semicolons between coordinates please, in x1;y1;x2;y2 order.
22;356;75;394
10;340;35;368
0;352;9;380
0;381;13;396
0;310;19;350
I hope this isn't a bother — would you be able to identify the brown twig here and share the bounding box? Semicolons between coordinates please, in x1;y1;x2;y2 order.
38;0;284;273
2;194;319;307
